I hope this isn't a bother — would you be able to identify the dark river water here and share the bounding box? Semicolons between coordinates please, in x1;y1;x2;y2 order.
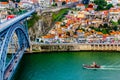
13;51;120;80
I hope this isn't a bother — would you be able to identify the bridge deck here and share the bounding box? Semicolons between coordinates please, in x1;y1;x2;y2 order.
0;9;35;32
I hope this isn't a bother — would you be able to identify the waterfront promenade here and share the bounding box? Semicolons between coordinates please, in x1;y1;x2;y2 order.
31;42;120;52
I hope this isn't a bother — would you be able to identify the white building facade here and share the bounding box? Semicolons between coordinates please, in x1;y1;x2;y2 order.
38;0;52;7
0;2;9;9
90;0;120;5
106;0;120;5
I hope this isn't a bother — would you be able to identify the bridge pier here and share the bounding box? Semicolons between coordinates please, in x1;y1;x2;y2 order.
29;45;33;53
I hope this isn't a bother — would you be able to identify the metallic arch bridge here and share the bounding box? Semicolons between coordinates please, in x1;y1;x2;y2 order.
0;9;35;80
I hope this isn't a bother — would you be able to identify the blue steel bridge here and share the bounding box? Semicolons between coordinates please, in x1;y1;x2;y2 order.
0;9;35;80
0;2;79;80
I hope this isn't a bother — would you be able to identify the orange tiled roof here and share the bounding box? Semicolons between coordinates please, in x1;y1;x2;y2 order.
0;2;8;4
91;30;95;33
42;34;55;39
115;31;120;34
61;34;68;38
109;8;120;12
55;22;61;25
85;8;94;11
101;10;109;15
77;30;83;33
85;32;92;36
77;4;84;7
18;2;22;5
110;31;118;35
96;32;103;35
73;35;78;38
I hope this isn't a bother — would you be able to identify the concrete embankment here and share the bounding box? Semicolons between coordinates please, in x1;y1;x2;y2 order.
29;43;120;52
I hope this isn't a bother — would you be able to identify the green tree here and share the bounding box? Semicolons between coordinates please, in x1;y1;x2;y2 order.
118;19;120;25
0;0;8;2
111;20;118;26
54;3;57;6
94;0;107;11
103;23;109;28
113;26;118;31
94;0;107;6
106;4;113;10
52;3;57;6
117;4;120;6
94;28;100;32
62;1;66;5
66;31;70;36
101;29;108;34
96;5;104;11
12;0;20;2
40;40;44;43
27;13;40;28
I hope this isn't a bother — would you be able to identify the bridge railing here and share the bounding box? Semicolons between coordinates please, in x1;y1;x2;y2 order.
0;9;35;32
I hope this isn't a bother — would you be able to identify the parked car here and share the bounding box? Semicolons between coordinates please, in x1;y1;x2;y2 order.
7;15;16;20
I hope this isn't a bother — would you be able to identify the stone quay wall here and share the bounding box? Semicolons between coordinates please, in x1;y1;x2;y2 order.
30;43;120;52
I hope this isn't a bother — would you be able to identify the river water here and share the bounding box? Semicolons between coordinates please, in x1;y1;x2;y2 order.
13;51;120;80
